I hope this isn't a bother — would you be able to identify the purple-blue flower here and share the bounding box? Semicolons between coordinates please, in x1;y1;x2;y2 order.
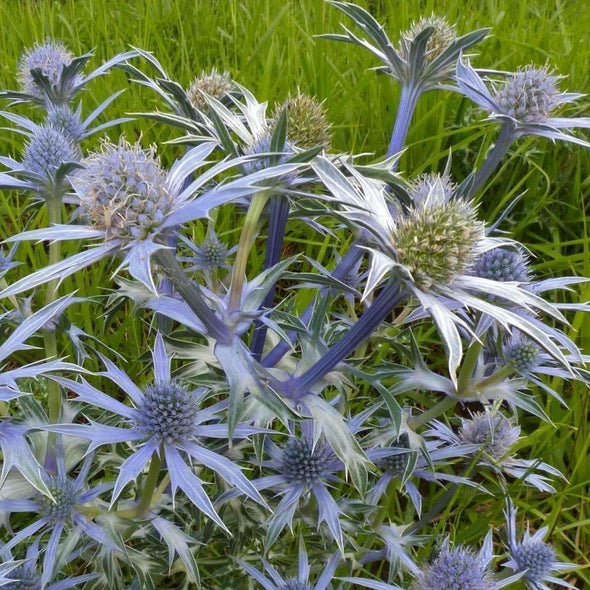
44;333;267;530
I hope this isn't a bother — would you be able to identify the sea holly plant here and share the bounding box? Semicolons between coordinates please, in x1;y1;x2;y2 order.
0;3;588;589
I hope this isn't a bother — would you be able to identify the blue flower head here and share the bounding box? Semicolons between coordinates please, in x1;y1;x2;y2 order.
503;499;575;590
46;105;85;142
474;248;530;283
414;543;495;590
494;67;560;124
504;336;541;375
459;412;520;461
242;134;293;177
17;41;74;99
75;139;174;240
22;125;79;178
409;173;456;205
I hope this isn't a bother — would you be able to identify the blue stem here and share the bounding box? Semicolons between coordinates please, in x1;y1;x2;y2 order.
468;122;515;197
387;83;422;164
261;245;364;368
250;195;290;360
288;280;405;398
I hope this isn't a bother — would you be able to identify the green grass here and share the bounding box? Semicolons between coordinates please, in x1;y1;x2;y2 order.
0;0;588;587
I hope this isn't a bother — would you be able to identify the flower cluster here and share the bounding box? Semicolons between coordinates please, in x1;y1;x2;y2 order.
0;5;587;590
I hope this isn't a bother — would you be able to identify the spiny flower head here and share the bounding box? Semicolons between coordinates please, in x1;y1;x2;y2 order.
187;68;232;111
280;437;331;486
136;380;198;444
512;541;555;585
39;476;79;523
22;125;79;177
474;248;530;282
459;412;520;460
75;139;175;240
392;188;485;290
191;236;232;271
504;337;541;374
17;40;74;98
494;66;561;123
409;172;456;205
272;93;332;150
414;545;495;590
46;105;85;142
399;16;456;63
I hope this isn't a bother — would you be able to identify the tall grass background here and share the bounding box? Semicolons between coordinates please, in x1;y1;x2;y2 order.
0;0;588;586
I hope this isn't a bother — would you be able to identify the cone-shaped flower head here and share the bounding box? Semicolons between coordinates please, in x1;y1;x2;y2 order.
46;105;85;142
409;172;456;204
273;93;332;150
399;16;456;64
392;188;485;290
39;476;79;523
187;68;232;111
242;133;293;176
22;125;78;177
192;236;232;271
17;41;74;99
75;139;175;240
136;380;198;444
459;412;520;460
281;437;332;486
504;337;541;374
414;545;495;590
494;67;561;124
511;542;555;586
474;248;530;282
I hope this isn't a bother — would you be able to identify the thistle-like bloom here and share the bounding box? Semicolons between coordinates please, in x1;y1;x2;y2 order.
503;500;576;589
17;41;74;100
44;334;266;530
178;231;236;273
458;412;520;461
238;540;340;590
428;412;563;493
272;93;332;150
1;137;299;299
474;248;530;283
456;58;590;146
187;68;232;111
6;42;139;106
234;422;345;550
312;156;578;384
21;125;79;179
0;446;116;588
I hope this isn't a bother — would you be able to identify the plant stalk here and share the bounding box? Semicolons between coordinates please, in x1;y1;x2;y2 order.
137;450;163;517
154;248;231;343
